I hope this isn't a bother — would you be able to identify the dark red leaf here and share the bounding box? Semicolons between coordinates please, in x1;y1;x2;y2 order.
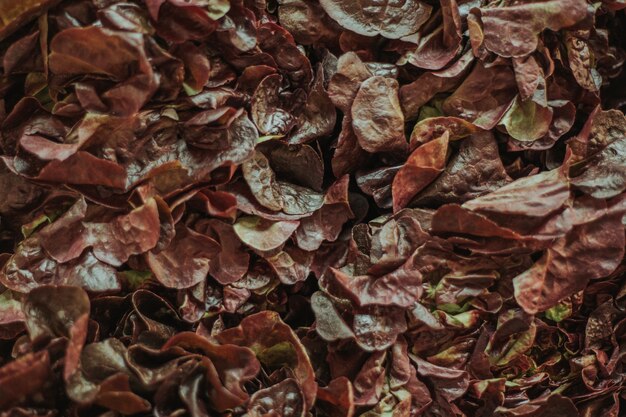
352;76;407;154
393;132;449;212
319;0;432;39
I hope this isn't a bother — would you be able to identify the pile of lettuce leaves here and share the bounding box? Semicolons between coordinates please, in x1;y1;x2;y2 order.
1;0;626;415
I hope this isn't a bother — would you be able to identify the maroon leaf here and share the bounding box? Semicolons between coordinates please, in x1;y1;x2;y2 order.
23;285;89;380
39;197;161;266
412;131;511;206
246;378;305;417
352;76;407;154
0;350;50;408
0;0;623;415
216;311;318;409
475;0;589;58
393;132;449;212
514;196;625;313
319;0;432;39
146;224;220;289
328;52;372;113
443;61;518;129
403;0;462;70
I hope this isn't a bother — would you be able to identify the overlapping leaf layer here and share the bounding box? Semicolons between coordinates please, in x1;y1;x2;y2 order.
0;0;625;416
